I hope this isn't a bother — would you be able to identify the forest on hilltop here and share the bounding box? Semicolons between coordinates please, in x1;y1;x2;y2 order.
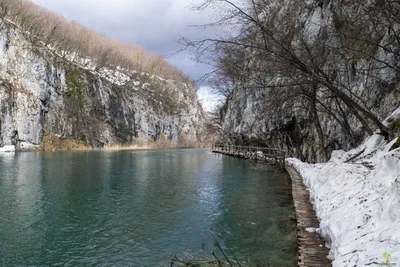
0;0;191;83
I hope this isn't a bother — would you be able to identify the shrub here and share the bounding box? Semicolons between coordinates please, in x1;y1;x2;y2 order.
65;67;86;107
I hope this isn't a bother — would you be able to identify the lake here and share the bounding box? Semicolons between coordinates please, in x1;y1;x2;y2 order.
0;149;297;266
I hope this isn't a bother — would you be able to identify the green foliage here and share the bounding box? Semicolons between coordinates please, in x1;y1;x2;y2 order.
16;11;27;24
66;67;86;107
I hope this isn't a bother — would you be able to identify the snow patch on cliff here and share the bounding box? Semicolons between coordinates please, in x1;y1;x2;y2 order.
0;20;203;148
286;109;400;267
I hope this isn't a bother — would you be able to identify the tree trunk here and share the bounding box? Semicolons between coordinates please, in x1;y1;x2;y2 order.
312;74;388;138
310;84;328;161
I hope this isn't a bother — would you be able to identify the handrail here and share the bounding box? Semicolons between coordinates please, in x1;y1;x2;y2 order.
211;144;286;168
212;144;285;153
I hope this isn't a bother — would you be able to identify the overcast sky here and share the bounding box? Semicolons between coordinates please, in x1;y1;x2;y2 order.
30;0;222;111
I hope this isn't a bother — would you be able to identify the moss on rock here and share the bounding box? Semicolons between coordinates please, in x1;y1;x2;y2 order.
66;67;86;107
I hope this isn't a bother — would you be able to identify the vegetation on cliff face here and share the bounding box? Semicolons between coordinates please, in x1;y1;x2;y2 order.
389;136;400;151
184;0;400;161
66;67;86;107
0;0;206;150
38;133;89;151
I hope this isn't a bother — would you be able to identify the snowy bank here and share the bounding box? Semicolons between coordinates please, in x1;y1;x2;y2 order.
287;109;400;267
0;145;15;153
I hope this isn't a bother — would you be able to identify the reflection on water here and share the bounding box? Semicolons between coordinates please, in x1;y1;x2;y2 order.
0;149;297;266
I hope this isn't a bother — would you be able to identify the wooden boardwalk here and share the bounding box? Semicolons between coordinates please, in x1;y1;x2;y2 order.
286;166;332;267
211;144;331;266
211;144;286;168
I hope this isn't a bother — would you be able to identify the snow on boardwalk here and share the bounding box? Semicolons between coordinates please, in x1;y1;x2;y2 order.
286;166;332;267
286;130;400;266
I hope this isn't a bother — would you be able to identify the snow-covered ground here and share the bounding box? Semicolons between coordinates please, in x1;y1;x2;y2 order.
0;145;15;152
287;108;400;267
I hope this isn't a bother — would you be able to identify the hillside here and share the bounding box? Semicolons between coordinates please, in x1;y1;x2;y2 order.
191;0;400;162
0;0;190;81
0;1;204;151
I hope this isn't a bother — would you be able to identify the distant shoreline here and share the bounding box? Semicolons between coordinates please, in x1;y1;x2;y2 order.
0;144;206;153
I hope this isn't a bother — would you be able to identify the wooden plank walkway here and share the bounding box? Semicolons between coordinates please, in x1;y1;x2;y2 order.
286;166;332;267
211;144;286;168
211;144;331;266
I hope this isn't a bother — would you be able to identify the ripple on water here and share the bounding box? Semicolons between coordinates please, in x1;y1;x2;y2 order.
0;149;297;266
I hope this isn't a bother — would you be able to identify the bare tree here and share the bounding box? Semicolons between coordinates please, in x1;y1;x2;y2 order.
0;0;191;84
182;0;393;141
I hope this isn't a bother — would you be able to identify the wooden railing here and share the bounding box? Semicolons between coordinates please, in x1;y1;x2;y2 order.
211;144;286;168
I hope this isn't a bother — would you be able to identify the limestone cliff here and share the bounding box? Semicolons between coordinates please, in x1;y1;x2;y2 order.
0;21;203;151
219;0;400;162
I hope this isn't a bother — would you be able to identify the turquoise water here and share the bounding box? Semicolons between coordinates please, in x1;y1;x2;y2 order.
0;149;297;266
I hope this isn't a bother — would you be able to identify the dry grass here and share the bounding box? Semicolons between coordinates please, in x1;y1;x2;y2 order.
101;134;202;150
148;134;201;149
36;133;201;151
170;252;251;267
36;133;202;152
170;237;268;267
100;145;151;151
37;133;90;152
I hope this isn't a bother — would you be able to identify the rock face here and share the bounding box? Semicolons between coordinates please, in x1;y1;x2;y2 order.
220;0;400;163
0;21;203;150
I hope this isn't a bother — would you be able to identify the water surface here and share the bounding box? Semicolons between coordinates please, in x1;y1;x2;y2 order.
0;149;296;266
